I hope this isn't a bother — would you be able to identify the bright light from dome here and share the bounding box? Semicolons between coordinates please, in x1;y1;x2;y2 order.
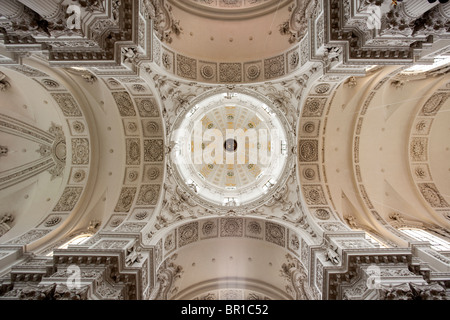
46;234;92;256
403;56;450;73
400;228;450;251
170;90;291;208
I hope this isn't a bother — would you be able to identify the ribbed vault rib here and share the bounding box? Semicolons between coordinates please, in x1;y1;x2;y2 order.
0;157;55;191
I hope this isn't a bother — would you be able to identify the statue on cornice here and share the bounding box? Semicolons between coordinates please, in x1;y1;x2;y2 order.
125;245;143;266
87;219;101;233
325;246;341;265
0;71;11;91
0;213;14;237
344;215;358;229
344;76;357;88
388;212;405;225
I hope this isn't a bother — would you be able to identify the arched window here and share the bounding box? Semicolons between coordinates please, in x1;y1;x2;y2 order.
402;55;450;73
400;228;450;251
58;234;92;249
46;234;92;256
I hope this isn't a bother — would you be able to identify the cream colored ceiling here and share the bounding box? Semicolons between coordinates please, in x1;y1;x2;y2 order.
177;0;287;16
166;0;294;62
2;58;449;255
0;67;70;242
298;66;450;247
0;58;130;248
170;237;292;300
428;95;450;213
0;0;450;301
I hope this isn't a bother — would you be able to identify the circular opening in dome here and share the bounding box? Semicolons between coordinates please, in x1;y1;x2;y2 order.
170;89;293;209
224;139;238;153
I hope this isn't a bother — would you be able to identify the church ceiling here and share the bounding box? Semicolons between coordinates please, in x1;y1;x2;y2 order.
0;0;450;301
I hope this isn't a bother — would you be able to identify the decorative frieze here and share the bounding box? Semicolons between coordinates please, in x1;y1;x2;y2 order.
418;183;450;208
420;92;449;116
318;222;347;232
199;219;218;239
136;184;161;206
43;215;62;228
51;93;82;117
126;139;141;165
244;62;262;82
302;185;327;206
115;222;146;233
410;138;428;162
245;219;263;240
298;140;319;162
264;55;285;79
177;54;197;80
220;218;243;237
335;239;372;249
114;187;137;212
265;222;286;247
93;240;129;249
135;98;159;117
302;98;327;117
1;283;57;300
144;139;164;162
219;63;242;83
199;61;217;82
313;208;331;220
71;138;89;165
53;187;83;212
7;229;51;245
178;222;199;247
143;165;163;183
164;230;177;257
113;92;136;117
142;119;162;137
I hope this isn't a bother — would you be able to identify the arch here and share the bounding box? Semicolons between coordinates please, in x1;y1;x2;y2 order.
0;60;94;252
149;215;315;300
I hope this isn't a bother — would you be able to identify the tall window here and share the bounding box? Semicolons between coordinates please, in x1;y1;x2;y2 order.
400;228;450;251
46;234;92;256
402;55;450;73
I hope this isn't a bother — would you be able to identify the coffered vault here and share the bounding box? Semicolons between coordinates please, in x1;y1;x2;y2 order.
0;0;449;300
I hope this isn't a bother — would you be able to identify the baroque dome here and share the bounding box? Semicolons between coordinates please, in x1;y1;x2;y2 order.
0;0;450;303
170;88;292;209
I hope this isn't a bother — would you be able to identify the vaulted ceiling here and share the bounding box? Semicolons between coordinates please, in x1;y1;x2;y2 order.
0;0;450;301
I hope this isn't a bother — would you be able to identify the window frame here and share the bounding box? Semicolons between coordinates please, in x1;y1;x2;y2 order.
400;228;450;251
